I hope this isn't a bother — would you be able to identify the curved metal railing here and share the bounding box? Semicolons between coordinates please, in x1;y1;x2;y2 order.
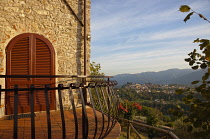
0;75;120;139
87;81;119;138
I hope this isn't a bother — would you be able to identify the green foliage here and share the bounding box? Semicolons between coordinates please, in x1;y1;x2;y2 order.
90;61;105;76
141;106;163;122
173;6;210;138
168;105;184;118
173;117;208;139
147;115;158;139
165;122;173;127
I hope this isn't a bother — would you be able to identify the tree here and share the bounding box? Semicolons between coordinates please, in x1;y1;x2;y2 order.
90;61;105;76
173;5;210;138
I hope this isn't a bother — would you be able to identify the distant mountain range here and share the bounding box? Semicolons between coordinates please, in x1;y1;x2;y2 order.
113;68;204;85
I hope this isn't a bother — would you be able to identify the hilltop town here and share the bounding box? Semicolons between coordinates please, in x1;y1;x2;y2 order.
121;82;189;94
116;83;193;110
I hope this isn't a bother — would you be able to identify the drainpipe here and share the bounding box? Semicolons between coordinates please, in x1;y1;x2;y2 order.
84;0;87;76
82;1;88;137
83;0;87;105
83;0;88;104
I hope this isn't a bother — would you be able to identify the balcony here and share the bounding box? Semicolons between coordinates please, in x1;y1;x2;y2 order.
0;75;121;139
0;75;180;139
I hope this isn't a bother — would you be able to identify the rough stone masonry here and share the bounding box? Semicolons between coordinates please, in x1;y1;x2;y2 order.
0;0;91;117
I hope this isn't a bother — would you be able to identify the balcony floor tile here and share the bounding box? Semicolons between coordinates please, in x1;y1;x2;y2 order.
0;108;121;139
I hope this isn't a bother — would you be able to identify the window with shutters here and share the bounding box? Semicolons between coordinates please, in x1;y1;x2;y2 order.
6;33;55;115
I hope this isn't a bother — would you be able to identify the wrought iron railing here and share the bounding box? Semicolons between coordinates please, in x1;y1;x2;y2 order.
0;75;120;139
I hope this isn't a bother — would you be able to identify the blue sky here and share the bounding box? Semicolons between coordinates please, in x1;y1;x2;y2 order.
90;0;210;76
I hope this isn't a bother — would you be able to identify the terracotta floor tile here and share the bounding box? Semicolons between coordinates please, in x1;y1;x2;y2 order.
0;108;121;138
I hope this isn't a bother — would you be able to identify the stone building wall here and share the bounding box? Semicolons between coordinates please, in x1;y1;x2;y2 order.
0;0;91;117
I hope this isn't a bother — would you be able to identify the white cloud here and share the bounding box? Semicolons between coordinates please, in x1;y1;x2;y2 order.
91;0;210;41
91;18;210;57
91;7;181;41
92;39;199;75
90;0;210;75
138;24;210;42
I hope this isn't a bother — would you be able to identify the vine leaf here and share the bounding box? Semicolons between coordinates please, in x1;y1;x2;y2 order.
184;12;194;22
202;73;209;81
194;38;200;43
179;5;191;12
191;80;199;84
187;125;193;132
192;65;199;70
193;120;202;128
199;39;210;50
176;89;184;94
183;118;190;123
200;63;207;69
202;124;208;130
189;60;195;66
199;14;204;18
185;58;191;62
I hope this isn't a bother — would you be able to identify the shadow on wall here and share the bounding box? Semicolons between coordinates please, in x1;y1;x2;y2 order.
61;0;84;75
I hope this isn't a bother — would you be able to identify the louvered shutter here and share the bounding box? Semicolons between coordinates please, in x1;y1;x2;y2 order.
6;33;55;115
11;37;30;76
34;38;54;107
35;38;52;75
6;37;31;114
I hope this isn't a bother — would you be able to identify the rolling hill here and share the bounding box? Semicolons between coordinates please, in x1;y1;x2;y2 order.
113;68;204;85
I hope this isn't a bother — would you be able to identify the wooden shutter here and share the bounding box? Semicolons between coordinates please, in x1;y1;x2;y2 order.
35;38;52;76
6;33;55;115
6;37;31;114
11;37;30;76
34;38;54;106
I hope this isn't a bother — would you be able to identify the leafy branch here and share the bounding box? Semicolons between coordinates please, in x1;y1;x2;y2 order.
170;5;210;138
179;5;210;23
90;61;105;76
